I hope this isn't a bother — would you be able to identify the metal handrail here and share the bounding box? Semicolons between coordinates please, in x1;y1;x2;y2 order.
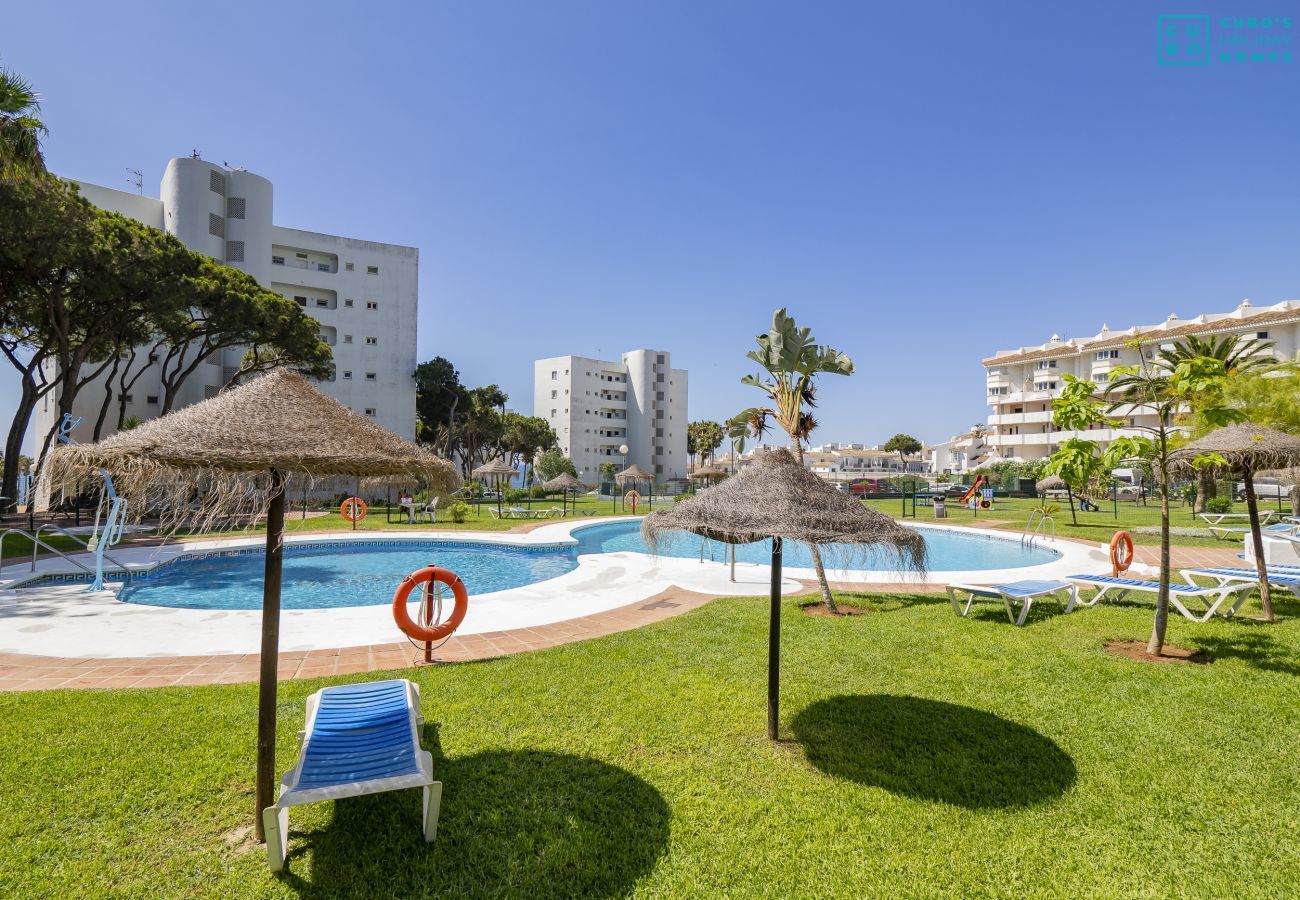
32;524;132;579
0;528;97;576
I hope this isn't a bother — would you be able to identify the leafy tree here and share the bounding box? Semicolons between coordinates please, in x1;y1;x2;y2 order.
0;66;46;178
454;385;508;477
1160;333;1276;512
687;420;725;466
728;308;854;614
501;412;558;486
222;308;334;389
883;433;922;471
1222;361;1300;515
535;448;578;482
413;357;469;456
1097;348;1240;651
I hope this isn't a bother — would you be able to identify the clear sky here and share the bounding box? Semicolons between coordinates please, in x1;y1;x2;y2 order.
4;1;1298;454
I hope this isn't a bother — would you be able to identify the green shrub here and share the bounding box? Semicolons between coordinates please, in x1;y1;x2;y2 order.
448;500;470;523
1205;495;1233;514
504;487;529;504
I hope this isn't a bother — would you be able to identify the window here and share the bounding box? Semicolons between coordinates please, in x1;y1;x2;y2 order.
1036;360;1057;369
365;336;377;345
272;255;285;265
208;213;225;238
1095;349;1120;360
366;265;379;275
344;299;354;308
119;393;133;403
296;252;307;260
366;300;378;310
224;240;244;262
1095;372;1109;382
364;408;376;417
551;370;557;380
988;386;1009;396
551;390;558;399
343;335;353;343
226;197;245;218
146;395;158;405
316;262;332;272
657;354;665;363
204;385;220;399
293;295;307;306
365;372;377;381
1257;331;1270;339
209;170;225;196
342;370;353;379
345;262;354;271
315;298;328;308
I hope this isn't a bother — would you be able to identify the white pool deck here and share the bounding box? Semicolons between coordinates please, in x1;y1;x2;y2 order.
0;518;1114;659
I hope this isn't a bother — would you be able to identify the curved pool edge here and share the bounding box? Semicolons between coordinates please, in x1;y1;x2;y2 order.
0;517;1131;659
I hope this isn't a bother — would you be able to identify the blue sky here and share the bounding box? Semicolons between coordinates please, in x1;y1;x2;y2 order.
4;1;1298;454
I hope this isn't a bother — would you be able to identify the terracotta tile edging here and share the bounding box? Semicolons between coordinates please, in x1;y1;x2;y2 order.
0;586;717;693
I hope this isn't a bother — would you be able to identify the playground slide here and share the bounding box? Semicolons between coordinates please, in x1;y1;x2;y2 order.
960;475;986;505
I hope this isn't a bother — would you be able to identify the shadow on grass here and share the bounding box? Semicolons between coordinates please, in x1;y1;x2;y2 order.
1192;631;1300;676
791;695;1076;809
283;741;669;898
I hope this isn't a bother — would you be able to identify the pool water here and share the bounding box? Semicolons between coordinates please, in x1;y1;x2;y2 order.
117;521;1060;610
573;520;1061;571
119;542;577;610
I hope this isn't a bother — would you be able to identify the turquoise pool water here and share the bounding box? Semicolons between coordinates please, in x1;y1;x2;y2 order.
114;521;1060;611
572;520;1060;571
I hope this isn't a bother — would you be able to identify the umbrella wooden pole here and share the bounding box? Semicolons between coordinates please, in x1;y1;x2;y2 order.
1242;470;1274;620
767;537;782;741
254;468;286;843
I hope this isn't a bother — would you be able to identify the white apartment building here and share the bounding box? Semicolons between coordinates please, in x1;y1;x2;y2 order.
983;299;1300;462
534;350;688;484
926;430;992;475
35;156;418;447
802;442;929;479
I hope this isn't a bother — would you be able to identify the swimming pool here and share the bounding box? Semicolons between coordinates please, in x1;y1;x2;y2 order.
572;520;1060;571
114;520;1060;611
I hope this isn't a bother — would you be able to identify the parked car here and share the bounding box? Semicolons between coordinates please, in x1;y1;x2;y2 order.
1236;480;1295;501
927;483;966;496
848;478;889;495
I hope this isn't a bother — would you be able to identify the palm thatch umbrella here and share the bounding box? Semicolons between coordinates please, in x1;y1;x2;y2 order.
1172;423;1300;621
615;463;655;510
688;465;728;483
542;472;586;516
41;370;459;841
642;448;925;739
472;457;518;516
1035;475;1067;491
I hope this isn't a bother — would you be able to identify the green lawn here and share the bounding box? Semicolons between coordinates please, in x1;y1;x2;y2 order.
861;495;1285;548
2;589;1298;896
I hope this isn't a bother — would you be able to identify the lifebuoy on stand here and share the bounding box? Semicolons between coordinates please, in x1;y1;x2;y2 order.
624;490;641;515
340;497;368;530
393;566;469;662
1109;531;1134;577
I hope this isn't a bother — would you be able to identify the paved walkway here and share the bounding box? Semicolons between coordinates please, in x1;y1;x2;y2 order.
0;587;714;692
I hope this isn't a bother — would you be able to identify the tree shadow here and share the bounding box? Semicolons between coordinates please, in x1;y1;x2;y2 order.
281;729;670;898
791;695;1076;810
1191;631;1300;676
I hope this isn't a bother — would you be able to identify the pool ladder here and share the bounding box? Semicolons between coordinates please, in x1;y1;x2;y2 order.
0;524;130;579
1022;510;1056;547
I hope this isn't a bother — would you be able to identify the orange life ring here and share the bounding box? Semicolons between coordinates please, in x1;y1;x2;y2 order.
392;566;469;642
624;490;641;514
340;497;368;523
1110;531;1134;577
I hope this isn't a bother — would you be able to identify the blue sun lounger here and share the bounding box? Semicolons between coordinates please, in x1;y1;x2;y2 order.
1066;574;1258;623
263;679;441;871
946;579;1078;626
1180;566;1300;599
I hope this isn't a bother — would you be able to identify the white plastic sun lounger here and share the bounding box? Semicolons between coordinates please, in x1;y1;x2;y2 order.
1066;574;1258;623
1180;566;1300;599
946;579;1078;626
1207;521;1296;542
264;679;441;871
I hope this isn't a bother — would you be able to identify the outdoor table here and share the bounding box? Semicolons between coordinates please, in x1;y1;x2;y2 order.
398;499;416;523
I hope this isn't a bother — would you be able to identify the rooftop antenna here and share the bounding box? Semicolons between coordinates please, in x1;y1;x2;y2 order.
191;148;201;159
125;167;143;195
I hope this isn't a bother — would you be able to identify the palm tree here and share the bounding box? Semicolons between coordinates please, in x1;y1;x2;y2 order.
729;309;854;614
0;67;47;179
1159;333;1275;511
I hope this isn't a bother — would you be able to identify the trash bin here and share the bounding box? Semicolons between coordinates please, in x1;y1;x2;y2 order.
933;496;947;519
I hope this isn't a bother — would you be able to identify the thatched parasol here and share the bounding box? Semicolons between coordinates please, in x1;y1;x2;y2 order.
688;465;728;482
615;463;655;510
1172;423;1300;620
42;370;459;842
1035;475;1067;491
642;448;925;739
472;457;518;516
542;472;587;516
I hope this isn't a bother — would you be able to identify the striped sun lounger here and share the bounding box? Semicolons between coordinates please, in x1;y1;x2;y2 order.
946;579;1078;626
1180;566;1300;599
263;679;441;871
1066;574;1258;623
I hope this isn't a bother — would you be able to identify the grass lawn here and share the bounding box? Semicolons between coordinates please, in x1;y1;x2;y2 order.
861;495;1287;548
2;589;1298;896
